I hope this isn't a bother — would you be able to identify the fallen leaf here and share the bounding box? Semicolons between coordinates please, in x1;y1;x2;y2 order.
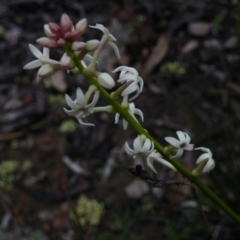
50;70;67;92
188;22;211;36
141;34;169;78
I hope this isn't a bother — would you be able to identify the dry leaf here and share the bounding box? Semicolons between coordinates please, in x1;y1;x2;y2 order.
50;70;67;92
141;34;169;78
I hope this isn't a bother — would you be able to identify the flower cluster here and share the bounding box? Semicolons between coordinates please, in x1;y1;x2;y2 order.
125;131;215;175
24;14;144;129
163;131;215;175
125;135;176;174
24;13;215;177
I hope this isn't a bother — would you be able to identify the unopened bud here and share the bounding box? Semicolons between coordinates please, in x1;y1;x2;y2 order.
38;64;54;78
57;38;66;47
85;40;100;52
97;72;115;89
71;42;86;51
48;22;60;33
75;18;88;33
44;24;52;37
60;14;73;33
36;37;57;48
60;53;72;67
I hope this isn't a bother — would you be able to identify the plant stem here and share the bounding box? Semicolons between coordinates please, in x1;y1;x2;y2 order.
69;50;240;227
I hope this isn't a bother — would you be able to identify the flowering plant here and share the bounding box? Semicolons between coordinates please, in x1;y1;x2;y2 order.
23;13;240;226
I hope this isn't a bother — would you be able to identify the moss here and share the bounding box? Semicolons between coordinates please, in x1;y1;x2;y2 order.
69;195;104;228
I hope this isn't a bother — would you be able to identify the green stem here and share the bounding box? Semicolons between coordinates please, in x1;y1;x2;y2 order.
69;50;240;227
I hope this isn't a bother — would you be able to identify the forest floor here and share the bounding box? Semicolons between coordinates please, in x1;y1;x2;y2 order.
1;0;240;239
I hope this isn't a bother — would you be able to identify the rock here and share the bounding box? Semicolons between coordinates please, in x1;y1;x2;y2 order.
181;40;199;53
188;22;211;36
224;36;237;49
4;28;21;45
125;180;149;199
203;39;222;49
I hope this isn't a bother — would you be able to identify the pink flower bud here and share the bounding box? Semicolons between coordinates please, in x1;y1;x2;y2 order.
48;22;60;34
57;38;66;47
66;29;81;41
97;72;115;89
60;14;73;33
85;40;100;52
36;37;57;48
75;18;87;33
49;33;59;40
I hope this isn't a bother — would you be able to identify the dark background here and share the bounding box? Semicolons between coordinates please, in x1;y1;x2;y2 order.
0;0;240;239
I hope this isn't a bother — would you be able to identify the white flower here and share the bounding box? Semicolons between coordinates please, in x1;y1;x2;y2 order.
89;24;120;59
125;135;154;159
165;131;194;159
115;102;144;130
23;44;60;82
64;87;100;126
194;147;215;173
112;66;144;101
146;150;176;174
24;44;60;69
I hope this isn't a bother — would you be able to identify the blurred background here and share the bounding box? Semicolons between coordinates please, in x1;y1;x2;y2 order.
0;0;240;239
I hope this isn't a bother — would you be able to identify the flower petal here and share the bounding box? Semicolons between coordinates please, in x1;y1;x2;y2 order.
87;91;100;108
134;108;144;122
121;82;138;96
23;60;42;69
115;113;120;124
65;94;78;110
150;152;176;171
63;108;78;116
176;131;186;143
76;87;86;107
146;157;158;174
37;64;54;77
142;139;152;152
108;42;120;59
164;137;181;148
171;148;183;159
123;119;128;130
196;153;211;164
203;158;215;172
29;44;43;59
117;73;138;82
125;142;136;156
195;147;211;154
183;132;191;143
78;118;95;126
133;136;142;152
43;47;50;58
